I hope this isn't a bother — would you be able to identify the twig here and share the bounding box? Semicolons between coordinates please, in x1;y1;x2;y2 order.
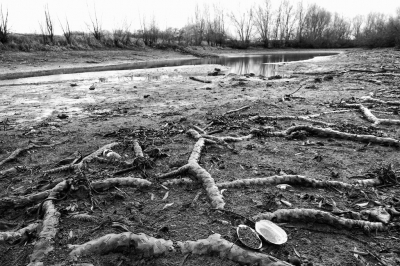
224;105;250;115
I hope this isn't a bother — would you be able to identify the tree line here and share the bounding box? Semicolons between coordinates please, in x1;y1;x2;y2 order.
0;1;399;51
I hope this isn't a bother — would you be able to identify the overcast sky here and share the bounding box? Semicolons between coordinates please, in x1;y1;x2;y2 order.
1;0;399;34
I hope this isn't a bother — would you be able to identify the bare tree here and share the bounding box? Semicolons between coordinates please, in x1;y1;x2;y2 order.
281;0;296;46
272;1;283;46
0;5;9;44
352;15;364;40
303;4;331;46
230;7;254;47
193;4;206;45
59;17;73;45
254;0;272;48
87;4;103;41
39;5;54;44
295;1;306;42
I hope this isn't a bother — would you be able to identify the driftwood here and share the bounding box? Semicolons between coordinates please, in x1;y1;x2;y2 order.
158;129;225;209
361;96;400;106
189;76;211;83
342;103;400;125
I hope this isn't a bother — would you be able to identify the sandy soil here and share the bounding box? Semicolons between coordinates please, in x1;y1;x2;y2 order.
0;47;400;266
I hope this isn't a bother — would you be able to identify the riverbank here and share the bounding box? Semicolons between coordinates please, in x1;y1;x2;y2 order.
0;48;399;266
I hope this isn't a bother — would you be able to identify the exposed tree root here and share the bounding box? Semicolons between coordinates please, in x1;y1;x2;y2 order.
0;165;26;177
68;232;174;260
0;142;62;168
253;209;386;232
216;175;381;189
68;232;289;265
0;180;70;213
27;180;71;265
43;143;120;174
0;222;39;244
361;96;400;106
28;200;60;265
75;142;120;169
158;130;225;209
91;177;152;191
189;76;211;83
342;103;400;125
271;125;400;146
178;233;291;266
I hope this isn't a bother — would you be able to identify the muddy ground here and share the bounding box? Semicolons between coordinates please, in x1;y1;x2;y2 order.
0;47;400;266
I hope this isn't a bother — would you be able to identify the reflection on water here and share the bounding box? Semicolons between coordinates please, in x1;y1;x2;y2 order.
116;52;336;76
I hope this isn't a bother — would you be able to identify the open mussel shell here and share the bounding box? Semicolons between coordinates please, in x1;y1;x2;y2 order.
255;220;287;245
236;224;263;250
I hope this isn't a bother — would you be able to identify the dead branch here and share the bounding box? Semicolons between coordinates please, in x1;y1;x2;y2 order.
253;208;386;232
158;129;225;209
68;232;174;259
217;175;381;189
91;177;152;191
224;105;250;115
361;96;400;106
189;76;211;83
342;103;400;126
178;233;291;266
0;222;39;244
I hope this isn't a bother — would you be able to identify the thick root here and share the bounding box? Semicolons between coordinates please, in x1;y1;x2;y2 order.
158;132;225;209
253;208;386;232
217;175;381;189
0;222;39;244
28;201;60;265
68;232;174;259
91;177;152;191
178;233;290;266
